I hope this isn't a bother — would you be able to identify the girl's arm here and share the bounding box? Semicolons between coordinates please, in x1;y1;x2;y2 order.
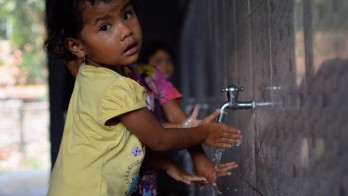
118;107;241;151
161;100;240;186
143;150;207;185
161;99;188;123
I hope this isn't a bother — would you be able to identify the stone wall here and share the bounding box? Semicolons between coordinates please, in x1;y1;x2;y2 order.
0;100;50;172
180;0;348;195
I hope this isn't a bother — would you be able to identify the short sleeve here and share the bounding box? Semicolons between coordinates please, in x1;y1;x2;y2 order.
153;67;182;105
99;77;147;125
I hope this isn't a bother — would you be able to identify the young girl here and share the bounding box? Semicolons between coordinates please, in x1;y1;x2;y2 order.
139;40;175;80
65;60;239;195
45;0;242;195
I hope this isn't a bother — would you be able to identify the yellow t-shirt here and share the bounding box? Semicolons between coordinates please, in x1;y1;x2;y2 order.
48;64;147;196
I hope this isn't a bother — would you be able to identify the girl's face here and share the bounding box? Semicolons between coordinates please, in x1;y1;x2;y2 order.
76;0;142;67
148;49;174;79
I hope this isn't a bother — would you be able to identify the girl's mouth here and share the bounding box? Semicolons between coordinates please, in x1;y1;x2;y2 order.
123;42;138;56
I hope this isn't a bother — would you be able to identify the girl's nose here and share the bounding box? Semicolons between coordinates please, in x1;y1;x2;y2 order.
119;22;133;41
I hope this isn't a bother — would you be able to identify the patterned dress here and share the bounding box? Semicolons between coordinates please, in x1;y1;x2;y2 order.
124;64;182;196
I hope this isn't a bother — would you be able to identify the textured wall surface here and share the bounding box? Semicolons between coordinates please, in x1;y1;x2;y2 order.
180;0;348;195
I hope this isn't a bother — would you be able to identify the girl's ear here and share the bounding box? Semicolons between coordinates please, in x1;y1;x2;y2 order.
65;38;86;58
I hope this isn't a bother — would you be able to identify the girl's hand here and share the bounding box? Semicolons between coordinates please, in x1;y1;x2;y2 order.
181;105;201;128
166;164;207;185
200;109;242;148
194;157;238;189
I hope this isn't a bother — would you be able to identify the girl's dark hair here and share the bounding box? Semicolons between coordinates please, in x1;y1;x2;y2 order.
139;40;174;64
44;0;115;61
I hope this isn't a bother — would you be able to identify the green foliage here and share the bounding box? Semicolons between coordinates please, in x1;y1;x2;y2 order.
0;0;46;84
24;156;42;169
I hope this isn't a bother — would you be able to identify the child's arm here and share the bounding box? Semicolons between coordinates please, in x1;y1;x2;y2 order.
161;104;201;128
161;101;239;186
161;98;189;123
143;150;207;185
118;108;241;151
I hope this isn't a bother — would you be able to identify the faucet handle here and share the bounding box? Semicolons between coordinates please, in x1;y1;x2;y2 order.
221;86;244;92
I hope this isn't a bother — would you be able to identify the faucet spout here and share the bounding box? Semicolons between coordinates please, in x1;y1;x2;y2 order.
217;85;254;123
217;100;255;123
217;102;230;123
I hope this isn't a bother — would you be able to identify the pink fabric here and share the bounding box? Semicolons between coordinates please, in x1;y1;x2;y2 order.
125;64;182;196
153;68;182;105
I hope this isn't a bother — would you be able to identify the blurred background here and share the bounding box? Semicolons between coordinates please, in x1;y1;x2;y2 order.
0;0;50;195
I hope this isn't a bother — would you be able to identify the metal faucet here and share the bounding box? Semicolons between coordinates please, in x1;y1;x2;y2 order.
217;85;255;123
212;85;254;163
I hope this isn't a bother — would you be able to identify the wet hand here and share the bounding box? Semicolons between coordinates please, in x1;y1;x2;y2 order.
201;109;242;148
195;159;238;189
181;105;201;128
166;164;207;185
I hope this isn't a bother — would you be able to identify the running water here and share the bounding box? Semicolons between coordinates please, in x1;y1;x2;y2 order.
211;129;242;195
211;109;228;196
211;186;223;196
211;148;224;196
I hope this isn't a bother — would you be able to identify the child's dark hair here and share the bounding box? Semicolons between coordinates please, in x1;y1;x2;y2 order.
139;40;174;64
44;0;118;62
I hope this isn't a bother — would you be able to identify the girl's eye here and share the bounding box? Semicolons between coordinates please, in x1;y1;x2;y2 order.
100;24;111;32
123;11;133;20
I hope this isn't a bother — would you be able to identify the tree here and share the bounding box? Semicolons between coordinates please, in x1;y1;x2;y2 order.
0;0;46;85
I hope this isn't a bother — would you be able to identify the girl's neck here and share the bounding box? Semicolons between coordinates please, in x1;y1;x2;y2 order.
85;60;129;76
114;66;127;76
